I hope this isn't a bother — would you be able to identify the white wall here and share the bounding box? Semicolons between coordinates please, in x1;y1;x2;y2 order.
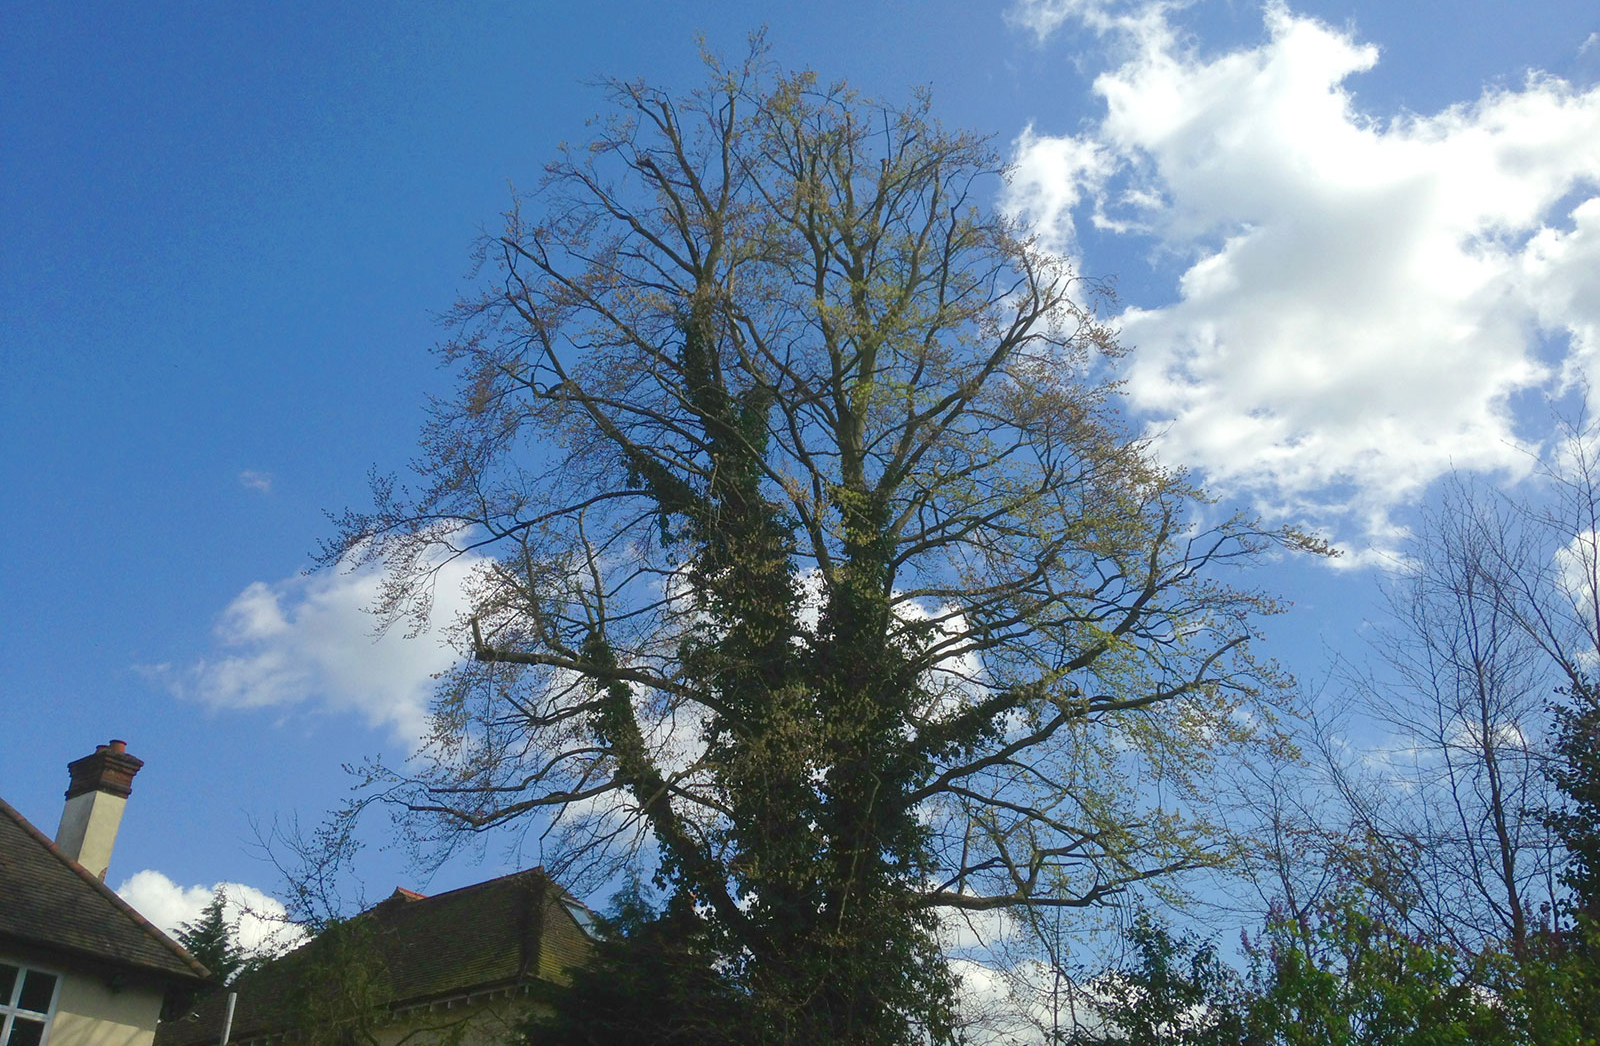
43;970;163;1046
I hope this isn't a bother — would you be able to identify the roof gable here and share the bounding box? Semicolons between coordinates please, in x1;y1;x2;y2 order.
0;796;211;983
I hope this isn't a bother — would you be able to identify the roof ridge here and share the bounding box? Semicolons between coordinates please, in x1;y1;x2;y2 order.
0;795;212;981
385;866;548;906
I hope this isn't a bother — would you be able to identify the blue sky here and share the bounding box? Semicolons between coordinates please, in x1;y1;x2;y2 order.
2;0;1597;949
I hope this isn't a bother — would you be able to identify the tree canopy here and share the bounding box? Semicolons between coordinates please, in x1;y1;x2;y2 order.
332;45;1317;1044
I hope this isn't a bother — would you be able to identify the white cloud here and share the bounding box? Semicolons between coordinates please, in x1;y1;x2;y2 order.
1009;0;1146;40
1007;129;1114;257
1007;2;1600;545
1523;197;1600;392
116;869;304;957
1009;0;1090;40
1553;525;1600;654
149;549;487;743
237;470;274;493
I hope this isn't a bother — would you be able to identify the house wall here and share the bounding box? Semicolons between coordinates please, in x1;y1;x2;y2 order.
375;995;552;1046
47;974;164;1046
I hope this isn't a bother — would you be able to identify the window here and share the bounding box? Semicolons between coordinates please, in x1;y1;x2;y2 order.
560;896;598;937
0;964;59;1046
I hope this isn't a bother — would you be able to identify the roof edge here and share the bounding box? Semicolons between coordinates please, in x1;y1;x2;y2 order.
378;866;551;908
0;796;213;982
389;974;531;1012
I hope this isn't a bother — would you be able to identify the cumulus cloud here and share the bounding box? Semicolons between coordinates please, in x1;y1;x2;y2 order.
1007;2;1600;545
1523;198;1600;391
116;869;304;957
148;549;487;743
1006;129;1114;258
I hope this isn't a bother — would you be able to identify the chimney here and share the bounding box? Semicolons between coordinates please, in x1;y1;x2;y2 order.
55;739;143;880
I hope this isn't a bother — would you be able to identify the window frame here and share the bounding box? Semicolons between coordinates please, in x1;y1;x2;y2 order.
0;959;62;1046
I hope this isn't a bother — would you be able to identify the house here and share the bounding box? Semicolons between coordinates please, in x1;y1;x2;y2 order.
0;741;213;1046
153;869;596;1046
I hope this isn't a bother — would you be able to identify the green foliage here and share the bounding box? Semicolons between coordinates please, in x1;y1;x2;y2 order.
1539;680;1600;1043
175;889;247;986
1065;912;1247;1046
1069;895;1599;1046
1241;893;1495;1046
1550;683;1600;923
526;885;751;1046
290;916;392;1046
1467;932;1598;1046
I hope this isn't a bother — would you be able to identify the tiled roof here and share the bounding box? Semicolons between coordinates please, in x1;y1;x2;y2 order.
155;868;595;1046
0;796;211;983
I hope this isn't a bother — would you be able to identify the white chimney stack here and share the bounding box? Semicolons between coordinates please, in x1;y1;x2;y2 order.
55;739;143;880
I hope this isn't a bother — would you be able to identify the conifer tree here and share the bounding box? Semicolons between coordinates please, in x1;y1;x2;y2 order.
176;889;246;985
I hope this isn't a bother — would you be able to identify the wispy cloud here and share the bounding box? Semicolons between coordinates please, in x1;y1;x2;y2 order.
1007;2;1600;550
238;470;274;493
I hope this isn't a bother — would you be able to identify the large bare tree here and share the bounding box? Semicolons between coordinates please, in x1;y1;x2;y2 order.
1325;481;1564;959
1313;431;1600;967
331;50;1315;1044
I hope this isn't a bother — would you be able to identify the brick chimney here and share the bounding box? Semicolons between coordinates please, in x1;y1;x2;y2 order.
55;739;144;880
